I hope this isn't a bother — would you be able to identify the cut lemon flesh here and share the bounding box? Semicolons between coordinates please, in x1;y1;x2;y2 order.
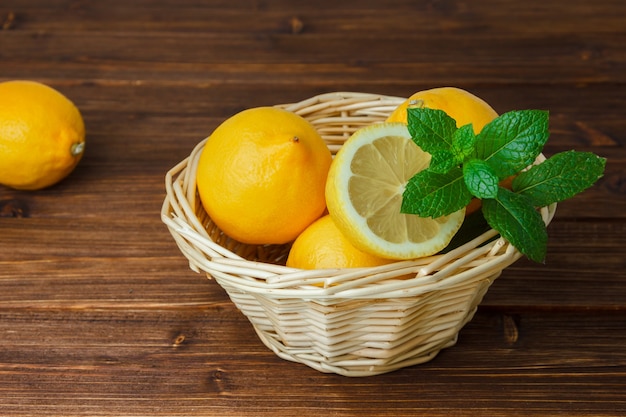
325;122;465;260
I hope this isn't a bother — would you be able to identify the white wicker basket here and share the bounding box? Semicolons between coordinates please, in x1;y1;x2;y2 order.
161;92;557;377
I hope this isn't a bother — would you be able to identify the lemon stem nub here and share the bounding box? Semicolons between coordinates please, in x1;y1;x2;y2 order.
71;142;85;157
407;99;425;109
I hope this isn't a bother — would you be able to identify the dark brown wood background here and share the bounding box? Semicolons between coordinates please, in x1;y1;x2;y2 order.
1;1;625;416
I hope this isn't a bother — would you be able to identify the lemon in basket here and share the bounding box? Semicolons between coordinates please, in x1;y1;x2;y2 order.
325;122;465;260
386;86;498;134
388;87;498;215
0;80;85;190
286;215;394;270
196;106;332;245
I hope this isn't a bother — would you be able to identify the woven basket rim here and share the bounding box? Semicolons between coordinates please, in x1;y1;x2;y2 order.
161;92;557;299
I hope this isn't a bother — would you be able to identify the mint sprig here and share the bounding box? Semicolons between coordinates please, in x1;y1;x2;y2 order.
401;107;606;262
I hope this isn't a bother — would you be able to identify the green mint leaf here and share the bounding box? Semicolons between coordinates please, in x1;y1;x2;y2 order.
475;110;550;179
429;149;457;174
512;150;606;207
463;159;499;199
401;167;472;218
406;107;457;154
451;124;476;163
424;125;476;174
482;188;548;262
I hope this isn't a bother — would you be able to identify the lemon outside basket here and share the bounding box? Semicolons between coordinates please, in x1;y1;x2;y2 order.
161;92;557;377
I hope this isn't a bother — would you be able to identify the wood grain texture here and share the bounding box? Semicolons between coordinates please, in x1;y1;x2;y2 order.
0;0;625;415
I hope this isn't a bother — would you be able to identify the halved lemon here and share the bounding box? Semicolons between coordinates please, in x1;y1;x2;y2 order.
325;122;465;260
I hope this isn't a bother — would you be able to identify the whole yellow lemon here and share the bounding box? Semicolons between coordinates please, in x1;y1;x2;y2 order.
386;86;498;134
286;215;394;270
0;80;85;190
196;106;332;245
387;87;499;216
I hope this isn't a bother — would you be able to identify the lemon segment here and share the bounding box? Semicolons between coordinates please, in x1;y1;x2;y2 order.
325;122;465;260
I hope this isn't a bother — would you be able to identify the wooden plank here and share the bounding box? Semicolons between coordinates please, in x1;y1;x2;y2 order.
0;81;621;221
0;309;624;416
1;31;624;85
2;0;625;36
2;0;625;86
1;218;624;309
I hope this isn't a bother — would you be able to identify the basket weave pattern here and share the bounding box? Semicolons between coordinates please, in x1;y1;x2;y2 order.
161;92;556;376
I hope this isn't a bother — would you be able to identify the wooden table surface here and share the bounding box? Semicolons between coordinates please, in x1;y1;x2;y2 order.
1;1;625;416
